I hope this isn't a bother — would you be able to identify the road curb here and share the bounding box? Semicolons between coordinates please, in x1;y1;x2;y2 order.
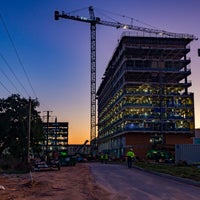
134;165;200;187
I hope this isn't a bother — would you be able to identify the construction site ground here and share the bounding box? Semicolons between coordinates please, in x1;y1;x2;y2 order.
0;163;112;200
1;162;200;200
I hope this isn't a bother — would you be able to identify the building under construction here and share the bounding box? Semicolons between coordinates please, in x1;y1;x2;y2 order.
42;122;68;153
97;32;195;159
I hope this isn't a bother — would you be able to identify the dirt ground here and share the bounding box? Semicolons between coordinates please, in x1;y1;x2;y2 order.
0;163;112;200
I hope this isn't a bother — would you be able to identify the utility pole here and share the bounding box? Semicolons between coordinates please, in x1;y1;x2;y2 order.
27;97;31;165
54;117;58;149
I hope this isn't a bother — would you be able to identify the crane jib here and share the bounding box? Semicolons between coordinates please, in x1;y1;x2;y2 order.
54;10;197;40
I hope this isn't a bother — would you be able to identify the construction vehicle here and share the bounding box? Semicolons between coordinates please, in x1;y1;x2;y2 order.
33;152;61;171
75;140;89;162
59;140;89;166
34;159;61;171
54;6;197;150
146;149;175;163
59;152;76;166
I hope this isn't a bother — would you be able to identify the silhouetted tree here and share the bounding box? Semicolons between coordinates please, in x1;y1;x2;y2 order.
0;94;44;160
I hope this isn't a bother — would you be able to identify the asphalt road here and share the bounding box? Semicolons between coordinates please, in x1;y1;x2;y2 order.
88;163;200;200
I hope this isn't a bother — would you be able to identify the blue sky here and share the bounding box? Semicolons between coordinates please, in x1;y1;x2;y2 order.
0;0;200;144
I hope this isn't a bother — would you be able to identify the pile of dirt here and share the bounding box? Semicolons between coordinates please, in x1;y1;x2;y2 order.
0;163;112;200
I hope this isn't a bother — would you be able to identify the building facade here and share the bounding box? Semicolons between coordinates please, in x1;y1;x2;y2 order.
43;122;68;153
97;33;195;159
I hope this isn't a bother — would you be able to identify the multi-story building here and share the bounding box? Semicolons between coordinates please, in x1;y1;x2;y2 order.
97;33;195;159
43;121;68;153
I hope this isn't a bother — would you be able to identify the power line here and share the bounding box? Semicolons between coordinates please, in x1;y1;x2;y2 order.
0;51;27;96
0;13;58;116
0;50;51;111
0;79;12;95
0;14;38;98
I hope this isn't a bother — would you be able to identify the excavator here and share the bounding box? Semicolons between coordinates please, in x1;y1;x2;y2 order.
59;140;89;166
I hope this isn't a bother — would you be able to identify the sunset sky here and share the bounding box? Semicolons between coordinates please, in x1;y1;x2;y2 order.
0;0;200;144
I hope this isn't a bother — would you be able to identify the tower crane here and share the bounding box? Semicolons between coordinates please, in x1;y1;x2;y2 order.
54;6;197;144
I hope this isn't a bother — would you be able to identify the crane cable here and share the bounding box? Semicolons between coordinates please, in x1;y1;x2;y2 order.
94;7;161;30
67;6;89;15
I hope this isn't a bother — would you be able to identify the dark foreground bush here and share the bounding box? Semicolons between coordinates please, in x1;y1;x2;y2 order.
0;158;29;173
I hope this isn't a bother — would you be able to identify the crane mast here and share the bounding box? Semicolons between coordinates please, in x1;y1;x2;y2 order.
54;6;197;144
55;6;98;143
89;7;97;143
